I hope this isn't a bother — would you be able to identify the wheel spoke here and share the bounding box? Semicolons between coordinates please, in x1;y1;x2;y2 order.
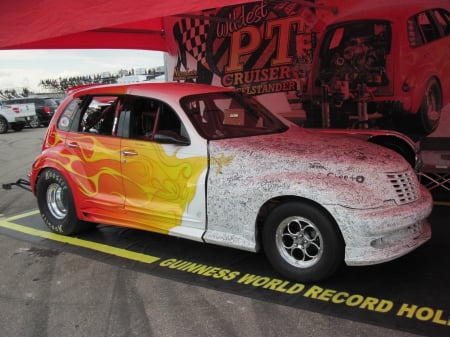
276;216;324;268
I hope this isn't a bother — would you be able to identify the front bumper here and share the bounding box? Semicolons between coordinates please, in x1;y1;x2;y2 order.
328;185;433;266
344;219;431;266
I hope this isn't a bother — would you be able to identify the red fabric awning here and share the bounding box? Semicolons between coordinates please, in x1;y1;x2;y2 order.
0;0;253;51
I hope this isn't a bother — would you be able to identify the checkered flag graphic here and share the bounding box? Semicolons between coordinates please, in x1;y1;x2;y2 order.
179;17;209;64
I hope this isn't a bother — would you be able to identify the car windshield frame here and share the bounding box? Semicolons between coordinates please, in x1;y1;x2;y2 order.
179;91;288;140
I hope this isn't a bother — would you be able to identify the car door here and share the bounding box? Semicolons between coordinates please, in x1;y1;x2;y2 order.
119;95;208;239
61;95;126;217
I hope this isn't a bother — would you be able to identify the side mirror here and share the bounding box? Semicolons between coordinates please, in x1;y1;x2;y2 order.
154;130;190;145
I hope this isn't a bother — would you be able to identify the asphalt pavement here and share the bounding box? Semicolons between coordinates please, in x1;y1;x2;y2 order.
0;127;438;337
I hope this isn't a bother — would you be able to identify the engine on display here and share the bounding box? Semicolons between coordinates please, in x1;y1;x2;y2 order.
319;23;390;107
315;22;391;127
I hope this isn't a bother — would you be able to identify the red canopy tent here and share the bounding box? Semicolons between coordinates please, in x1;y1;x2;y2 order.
0;0;253;51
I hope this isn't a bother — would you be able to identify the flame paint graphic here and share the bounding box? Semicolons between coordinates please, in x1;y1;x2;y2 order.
45;133;207;231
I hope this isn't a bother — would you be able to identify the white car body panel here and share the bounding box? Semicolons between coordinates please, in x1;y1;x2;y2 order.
203;126;432;265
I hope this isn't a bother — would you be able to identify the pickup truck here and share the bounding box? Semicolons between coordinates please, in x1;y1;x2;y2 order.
0;101;36;133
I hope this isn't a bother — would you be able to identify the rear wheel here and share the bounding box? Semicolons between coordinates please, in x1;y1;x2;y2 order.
36;169;91;235
28;115;41;128
262;201;344;282
419;78;442;134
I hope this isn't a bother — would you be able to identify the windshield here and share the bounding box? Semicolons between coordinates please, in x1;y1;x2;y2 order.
180;92;287;140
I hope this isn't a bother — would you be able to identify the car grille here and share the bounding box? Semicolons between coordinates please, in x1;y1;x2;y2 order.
386;171;419;205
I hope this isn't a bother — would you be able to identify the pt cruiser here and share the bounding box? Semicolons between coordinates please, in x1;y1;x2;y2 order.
30;83;432;282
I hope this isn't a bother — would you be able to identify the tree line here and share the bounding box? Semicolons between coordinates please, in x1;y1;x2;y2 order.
0;88;31;100
0;67;163;99
39;67;162;92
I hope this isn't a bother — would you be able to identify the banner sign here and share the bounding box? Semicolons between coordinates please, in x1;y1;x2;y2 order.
166;1;324;98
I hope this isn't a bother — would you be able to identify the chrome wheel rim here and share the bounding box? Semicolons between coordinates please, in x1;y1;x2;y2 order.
275;216;323;268
29;116;40;128
46;183;67;220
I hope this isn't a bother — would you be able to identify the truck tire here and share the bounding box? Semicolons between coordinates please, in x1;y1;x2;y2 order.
29;115;41;128
11;123;25;132
0;116;8;134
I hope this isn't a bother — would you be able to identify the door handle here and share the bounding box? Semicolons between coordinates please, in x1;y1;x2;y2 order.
122;150;138;156
66;142;80;149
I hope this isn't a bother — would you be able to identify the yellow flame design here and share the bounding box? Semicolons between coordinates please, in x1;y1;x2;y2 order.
45;133;207;231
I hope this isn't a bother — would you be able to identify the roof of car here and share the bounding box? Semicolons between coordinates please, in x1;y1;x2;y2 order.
328;1;449;24
71;82;234;98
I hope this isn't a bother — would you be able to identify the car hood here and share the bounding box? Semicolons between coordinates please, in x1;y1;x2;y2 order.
207;126;415;208
209;126;409;173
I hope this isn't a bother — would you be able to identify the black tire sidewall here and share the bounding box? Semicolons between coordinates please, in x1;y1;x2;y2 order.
0;117;8;134
420;78;442;134
36;169;81;235
262;201;344;282
11;124;24;132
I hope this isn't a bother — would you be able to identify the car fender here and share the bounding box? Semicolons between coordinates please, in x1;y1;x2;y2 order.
31;151;87;221
205;169;381;252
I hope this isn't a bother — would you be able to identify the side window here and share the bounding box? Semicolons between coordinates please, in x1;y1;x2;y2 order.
123;95;187;142
407;17;425;47
125;96;159;140
57;98;82;131
416;11;440;43
80;96;120;135
155;103;183;135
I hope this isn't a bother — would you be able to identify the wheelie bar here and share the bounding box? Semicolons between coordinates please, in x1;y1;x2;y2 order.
2;178;32;192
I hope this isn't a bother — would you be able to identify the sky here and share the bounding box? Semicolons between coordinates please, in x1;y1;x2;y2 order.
0;49;165;92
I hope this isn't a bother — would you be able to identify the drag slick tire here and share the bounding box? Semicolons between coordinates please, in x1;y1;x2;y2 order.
262;201;344;282
36;169;91;235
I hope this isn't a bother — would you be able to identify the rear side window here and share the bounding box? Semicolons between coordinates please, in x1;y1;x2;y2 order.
407;17;425;47
57;98;83;131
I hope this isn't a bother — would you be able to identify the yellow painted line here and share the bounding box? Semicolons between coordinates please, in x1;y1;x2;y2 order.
4;209;40;221
0;212;160;264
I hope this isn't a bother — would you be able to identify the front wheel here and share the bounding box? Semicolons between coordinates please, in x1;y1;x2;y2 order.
0;117;8;134
262;201;344;282
36;169;91;235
